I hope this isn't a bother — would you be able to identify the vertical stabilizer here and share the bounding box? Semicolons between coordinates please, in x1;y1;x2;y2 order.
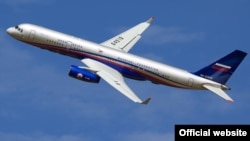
194;50;247;84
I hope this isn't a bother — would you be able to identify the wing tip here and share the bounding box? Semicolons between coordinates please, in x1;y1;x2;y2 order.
141;97;151;105
146;16;155;24
227;99;234;102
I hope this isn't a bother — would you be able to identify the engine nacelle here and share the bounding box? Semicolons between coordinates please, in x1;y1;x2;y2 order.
68;65;100;83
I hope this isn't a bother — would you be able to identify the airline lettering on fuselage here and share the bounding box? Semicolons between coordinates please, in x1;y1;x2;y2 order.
200;74;213;80
57;39;82;51
117;57;159;73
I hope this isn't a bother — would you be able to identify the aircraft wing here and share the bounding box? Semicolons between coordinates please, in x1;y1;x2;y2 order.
100;17;154;52
203;84;233;102
81;58;151;104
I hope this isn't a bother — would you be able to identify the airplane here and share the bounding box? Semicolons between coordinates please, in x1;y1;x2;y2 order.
6;17;247;104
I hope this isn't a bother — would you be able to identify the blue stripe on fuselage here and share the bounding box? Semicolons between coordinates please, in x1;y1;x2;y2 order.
24;41;189;88
24;41;146;80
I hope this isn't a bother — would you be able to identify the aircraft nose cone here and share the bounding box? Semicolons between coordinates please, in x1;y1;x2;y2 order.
6;27;13;35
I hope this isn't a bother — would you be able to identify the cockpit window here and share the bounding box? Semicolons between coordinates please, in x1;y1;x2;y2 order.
15;25;23;32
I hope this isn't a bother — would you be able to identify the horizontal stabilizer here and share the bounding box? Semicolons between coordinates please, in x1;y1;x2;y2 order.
203;84;233;102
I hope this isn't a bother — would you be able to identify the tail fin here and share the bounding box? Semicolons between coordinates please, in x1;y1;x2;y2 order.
194;50;247;84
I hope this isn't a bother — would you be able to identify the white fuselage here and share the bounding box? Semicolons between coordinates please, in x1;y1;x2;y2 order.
7;23;225;90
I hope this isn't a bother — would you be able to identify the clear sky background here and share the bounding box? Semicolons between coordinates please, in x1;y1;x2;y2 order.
0;0;250;141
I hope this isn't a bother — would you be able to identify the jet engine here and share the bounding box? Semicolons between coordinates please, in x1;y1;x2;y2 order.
68;65;100;83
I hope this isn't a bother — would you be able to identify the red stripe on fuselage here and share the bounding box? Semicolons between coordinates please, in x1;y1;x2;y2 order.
23;41;188;89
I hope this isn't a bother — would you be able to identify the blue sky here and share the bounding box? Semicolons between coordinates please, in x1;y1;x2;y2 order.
0;0;250;141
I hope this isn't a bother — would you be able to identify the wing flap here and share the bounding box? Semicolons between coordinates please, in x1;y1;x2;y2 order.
100;17;154;52
203;84;233;102
81;58;150;104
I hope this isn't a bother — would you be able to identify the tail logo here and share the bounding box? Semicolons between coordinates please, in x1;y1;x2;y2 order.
194;50;247;84
212;63;231;72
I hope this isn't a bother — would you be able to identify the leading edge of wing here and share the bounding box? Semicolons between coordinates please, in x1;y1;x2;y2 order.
203;84;233;102
100;17;154;52
81;58;151;104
